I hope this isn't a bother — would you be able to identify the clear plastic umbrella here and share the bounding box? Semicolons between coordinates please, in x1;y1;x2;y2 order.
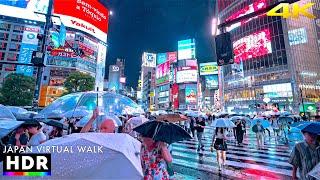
0;133;143;179
211;118;236;128
35;92;144;119
0;104;16;120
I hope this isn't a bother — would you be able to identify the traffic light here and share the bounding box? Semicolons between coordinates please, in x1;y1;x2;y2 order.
31;51;45;66
215;32;234;66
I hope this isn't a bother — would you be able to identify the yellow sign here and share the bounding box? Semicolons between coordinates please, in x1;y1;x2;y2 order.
267;3;315;19
149;92;155;97
138;80;142;88
199;63;218;75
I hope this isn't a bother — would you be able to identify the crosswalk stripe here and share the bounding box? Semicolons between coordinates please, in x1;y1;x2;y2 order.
171;126;295;179
172;146;291;165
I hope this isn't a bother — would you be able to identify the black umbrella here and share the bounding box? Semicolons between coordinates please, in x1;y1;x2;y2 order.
41;119;68;130
133;120;192;144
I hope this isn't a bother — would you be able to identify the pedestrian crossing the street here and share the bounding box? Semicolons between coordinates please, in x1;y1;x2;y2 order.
171;126;295;180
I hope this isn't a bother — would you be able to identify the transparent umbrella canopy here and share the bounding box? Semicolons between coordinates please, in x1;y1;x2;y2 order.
36;92;144;119
0;104;16;120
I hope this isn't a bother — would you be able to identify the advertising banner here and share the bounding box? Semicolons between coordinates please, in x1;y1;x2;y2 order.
178;39;196;60
0;0;48;21
233;29;272;63
142;52;156;67
156;61;170;85
95;42;107;91
288;28;308;46
53;0;108;42
205;75;219;89
185;85;197;104
157;53;167;65
108;65;120;92
176;67;198;83
172;84;179;109
167;51;177;63
16;26;40;76
231;60;244;77
199;62;218;75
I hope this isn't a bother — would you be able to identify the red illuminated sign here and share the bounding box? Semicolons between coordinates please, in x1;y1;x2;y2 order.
167;52;177;63
54;0;109;33
172;84;179;109
233;29;272;63
226;0;266;31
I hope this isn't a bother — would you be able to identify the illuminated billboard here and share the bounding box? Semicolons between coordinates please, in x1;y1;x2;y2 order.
167;52;177;63
199;62;218;75
176;67;198;83
0;0;48;21
157;53;167;65
233;29;272;63
185;85;197;104
226;0;266;32
178;39;196;60
156;61;170;85
263;83;293;98
108;65;120;92
205;75;219;89
53;0;109;42
288;28;308;46
142;52;156;67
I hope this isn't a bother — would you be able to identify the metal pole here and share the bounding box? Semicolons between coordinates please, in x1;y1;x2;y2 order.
34;0;54;104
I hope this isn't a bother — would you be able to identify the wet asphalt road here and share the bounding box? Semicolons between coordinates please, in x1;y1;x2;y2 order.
171;126;296;180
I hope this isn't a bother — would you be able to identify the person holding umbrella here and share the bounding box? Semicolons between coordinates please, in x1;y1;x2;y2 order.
7;126;29;147
80;108;116;133
190;116;196;138
289;123;320;180
252;120;265;149
235;119;245;145
140;137;172;180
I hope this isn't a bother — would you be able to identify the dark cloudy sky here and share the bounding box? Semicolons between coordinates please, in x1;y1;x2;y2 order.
102;0;216;88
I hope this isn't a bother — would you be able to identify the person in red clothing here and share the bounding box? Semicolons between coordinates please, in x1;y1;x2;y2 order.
140;137;172;180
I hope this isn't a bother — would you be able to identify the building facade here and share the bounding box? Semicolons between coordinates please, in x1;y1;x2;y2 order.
0;0;109;107
217;0;320;115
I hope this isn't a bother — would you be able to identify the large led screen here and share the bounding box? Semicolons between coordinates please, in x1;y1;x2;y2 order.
53;0;109;42
205;75;219;89
226;0;266;32
185;85;197;104
176;67;198;83
156;61;170;85
233;29;272;63
0;0;48;21
178;39;196;60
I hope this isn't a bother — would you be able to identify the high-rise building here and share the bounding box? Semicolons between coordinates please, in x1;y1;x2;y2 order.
217;0;320;115
0;0;109;107
140;52;156;111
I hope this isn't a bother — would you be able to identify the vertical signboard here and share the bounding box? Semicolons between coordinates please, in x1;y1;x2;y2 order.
185;84;197;104
95;42;107;91
172;84;179;109
16;26;40;76
108;65;120;92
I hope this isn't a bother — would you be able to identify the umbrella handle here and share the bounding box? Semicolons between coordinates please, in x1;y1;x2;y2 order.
152;123;162;140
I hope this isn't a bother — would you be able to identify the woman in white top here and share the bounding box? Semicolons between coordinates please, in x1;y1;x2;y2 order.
27;122;46;146
211;127;228;171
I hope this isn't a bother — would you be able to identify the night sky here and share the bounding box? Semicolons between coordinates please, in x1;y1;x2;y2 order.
102;0;216;88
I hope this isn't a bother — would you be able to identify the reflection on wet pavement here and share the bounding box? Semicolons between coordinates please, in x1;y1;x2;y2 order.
171;126;295;179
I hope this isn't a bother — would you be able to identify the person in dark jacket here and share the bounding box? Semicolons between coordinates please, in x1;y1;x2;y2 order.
235;120;245;145
252;120;265;149
190;116;195;138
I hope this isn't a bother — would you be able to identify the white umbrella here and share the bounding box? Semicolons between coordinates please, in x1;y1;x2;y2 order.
4;133;143;179
125;117;149;137
0;104;16;120
63;109;90;118
0;120;23;138
211;118;236;128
